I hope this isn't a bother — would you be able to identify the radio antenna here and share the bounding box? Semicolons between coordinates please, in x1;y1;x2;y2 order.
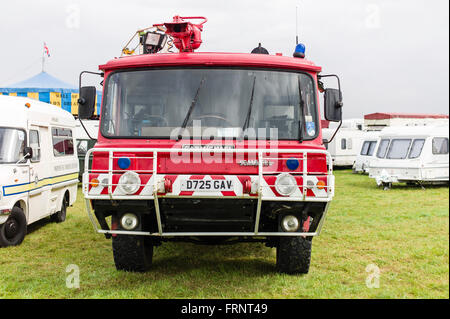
295;5;299;45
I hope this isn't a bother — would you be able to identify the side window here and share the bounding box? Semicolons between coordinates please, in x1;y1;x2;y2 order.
77;140;88;155
432;137;449;155
29;130;41;161
52;127;74;156
367;141;377;156
341;138;346;150
408;139;425;159
347;138;353;150
376;139;390;158
360;141;370;155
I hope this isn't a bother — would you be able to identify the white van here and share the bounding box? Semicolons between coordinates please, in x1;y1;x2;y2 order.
0;95;79;247
368;125;449;188
323;119;366;167
353;131;380;174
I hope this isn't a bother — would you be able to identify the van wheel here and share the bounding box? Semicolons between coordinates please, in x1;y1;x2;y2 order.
0;207;27;247
112;235;153;272
51;197;67;223
276;236;312;274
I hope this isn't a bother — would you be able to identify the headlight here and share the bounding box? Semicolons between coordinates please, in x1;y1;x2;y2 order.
120;213;138;230
281;215;300;232
275;173;297;196
118;171;141;194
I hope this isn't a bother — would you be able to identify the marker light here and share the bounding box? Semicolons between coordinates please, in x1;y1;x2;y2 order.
286;158;300;170
317;180;326;190
90;178;99;188
117;157;131;170
293;43;306;58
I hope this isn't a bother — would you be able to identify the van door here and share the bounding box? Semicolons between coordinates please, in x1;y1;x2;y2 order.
27;126;50;223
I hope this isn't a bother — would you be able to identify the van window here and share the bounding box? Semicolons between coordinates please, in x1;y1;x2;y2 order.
386;139;412;159
29;130;41;161
432;137;449;155
341;139;346;150
376;139;390;158
52;128;74;156
408;139;425;159
0;127;26;163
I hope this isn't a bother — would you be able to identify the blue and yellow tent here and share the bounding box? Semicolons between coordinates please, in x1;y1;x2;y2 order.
0;71;101;116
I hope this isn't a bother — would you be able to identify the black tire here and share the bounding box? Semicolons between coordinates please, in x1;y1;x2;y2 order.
51;196;67;223
0;207;27;247
112;235;153;272
276;236;312;274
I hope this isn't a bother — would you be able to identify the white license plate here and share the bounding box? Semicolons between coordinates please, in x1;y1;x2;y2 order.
180;179;234;192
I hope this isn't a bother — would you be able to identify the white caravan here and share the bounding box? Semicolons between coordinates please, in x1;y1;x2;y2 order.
353;131;380;174
323;119;366;167
0;95;79;247
368;125;449;188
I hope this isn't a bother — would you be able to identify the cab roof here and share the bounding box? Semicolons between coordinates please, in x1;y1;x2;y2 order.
99;52;322;73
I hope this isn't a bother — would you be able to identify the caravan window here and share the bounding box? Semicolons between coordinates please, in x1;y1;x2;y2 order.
360;141;370;155
361;141;377;156
408;139;425;159
29;130;41;162
386;139;412;159
341;139;346;150
52;128;74;156
432;138;449;155
367;141;377;156
376;139;390;158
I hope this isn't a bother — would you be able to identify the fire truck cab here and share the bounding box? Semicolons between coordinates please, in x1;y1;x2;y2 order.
78;16;343;274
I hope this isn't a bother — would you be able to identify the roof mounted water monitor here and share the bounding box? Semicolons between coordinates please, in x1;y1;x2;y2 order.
319;74;343;144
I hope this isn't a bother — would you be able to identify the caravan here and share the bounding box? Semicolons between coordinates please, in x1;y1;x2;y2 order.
323;119;366;167
353;131;380;174
368;125;449;188
0;95;78;247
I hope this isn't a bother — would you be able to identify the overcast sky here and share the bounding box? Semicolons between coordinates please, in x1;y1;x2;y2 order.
0;0;448;118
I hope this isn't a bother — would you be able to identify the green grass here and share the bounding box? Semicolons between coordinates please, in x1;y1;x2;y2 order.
0;170;448;298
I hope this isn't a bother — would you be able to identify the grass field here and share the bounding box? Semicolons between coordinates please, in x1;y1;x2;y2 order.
0;170;448;299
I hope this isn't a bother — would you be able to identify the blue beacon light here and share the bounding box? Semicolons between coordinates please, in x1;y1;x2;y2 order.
286;158;300;170
118;157;131;170
293;43;306;58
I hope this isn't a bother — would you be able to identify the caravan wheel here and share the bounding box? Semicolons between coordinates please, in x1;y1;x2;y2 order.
0;207;27;247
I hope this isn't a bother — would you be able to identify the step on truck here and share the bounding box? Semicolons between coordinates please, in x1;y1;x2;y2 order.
78;15;343;274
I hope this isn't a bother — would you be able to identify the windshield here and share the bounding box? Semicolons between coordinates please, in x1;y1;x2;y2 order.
101;68;318;140
0;127;26;164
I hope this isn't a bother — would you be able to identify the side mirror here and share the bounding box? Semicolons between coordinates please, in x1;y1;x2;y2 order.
78;86;96;119
23;147;33;159
324;88;343;122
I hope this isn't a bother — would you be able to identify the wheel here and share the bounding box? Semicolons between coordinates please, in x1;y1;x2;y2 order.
276;236;312;274
51;196;67;223
112;235;153;272
0;207;27;247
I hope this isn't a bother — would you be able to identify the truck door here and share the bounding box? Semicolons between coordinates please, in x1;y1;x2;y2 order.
27;126;50;223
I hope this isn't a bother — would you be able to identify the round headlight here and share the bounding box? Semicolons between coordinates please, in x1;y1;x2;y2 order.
275;173;297;196
118;171;140;194
281;215;300;232
120;213;138;230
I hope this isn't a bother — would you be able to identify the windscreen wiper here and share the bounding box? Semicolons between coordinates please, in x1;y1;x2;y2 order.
297;76;305;142
180;77;206;128
240;76;257;138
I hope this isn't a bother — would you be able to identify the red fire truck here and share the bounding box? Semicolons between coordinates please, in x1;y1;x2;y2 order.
78;16;343;274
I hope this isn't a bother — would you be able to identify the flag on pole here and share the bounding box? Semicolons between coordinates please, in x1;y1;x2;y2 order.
44;42;50;57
